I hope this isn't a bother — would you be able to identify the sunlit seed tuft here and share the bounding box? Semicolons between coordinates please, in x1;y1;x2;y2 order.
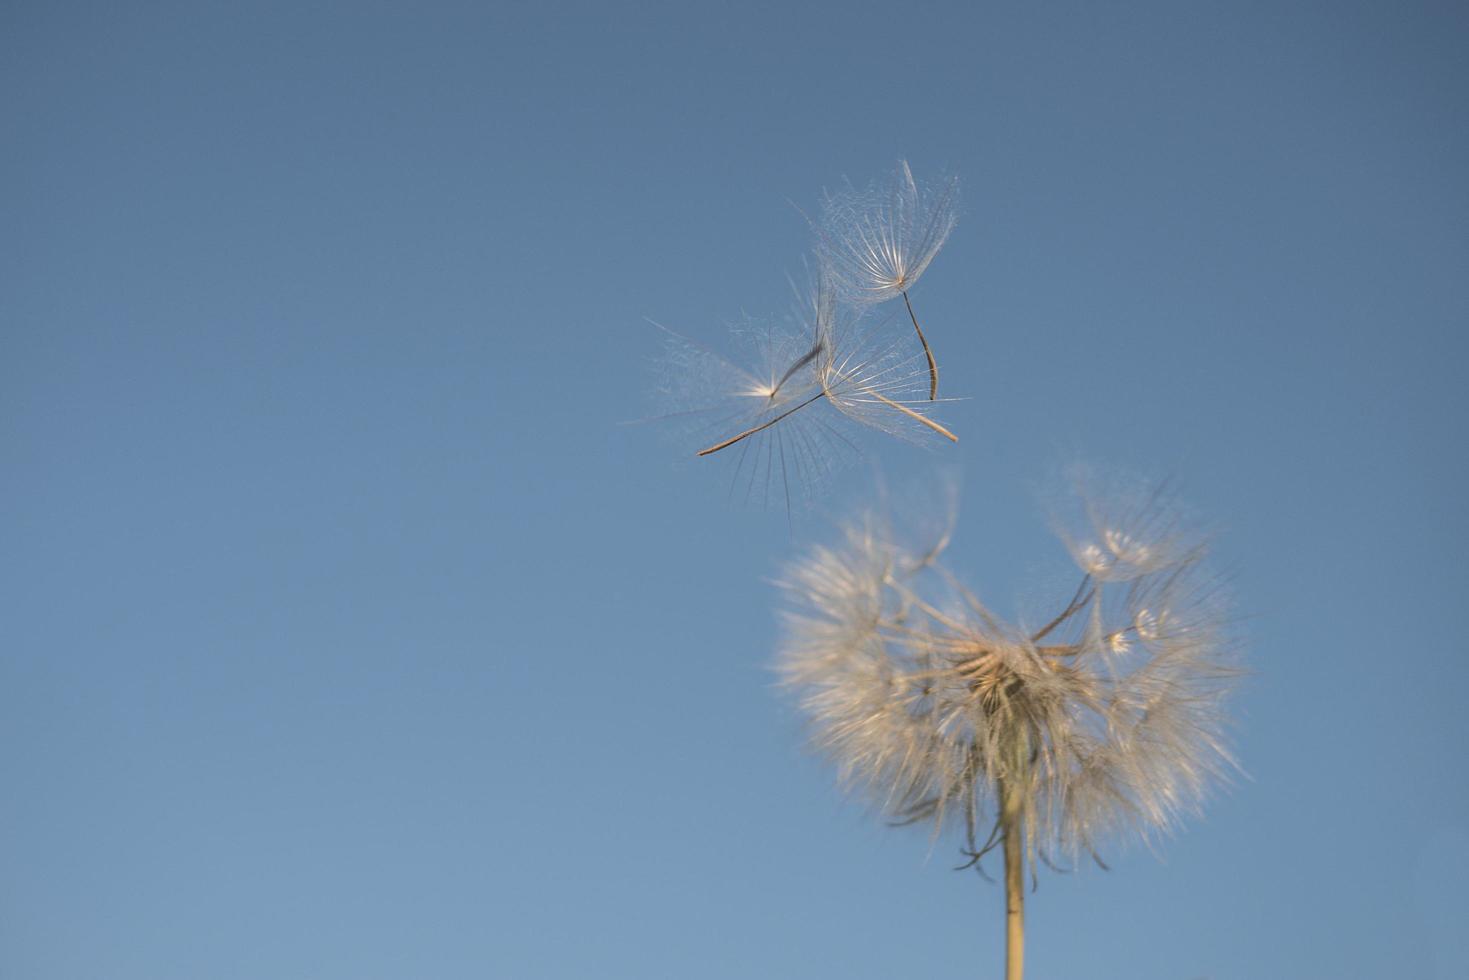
775;473;1242;871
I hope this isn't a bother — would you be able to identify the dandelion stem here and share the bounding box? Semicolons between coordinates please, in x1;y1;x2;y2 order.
866;390;958;442
1001;772;1025;980
697;392;826;457
902;290;938;400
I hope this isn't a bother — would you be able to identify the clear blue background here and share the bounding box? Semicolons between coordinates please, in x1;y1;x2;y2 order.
4;1;1466;977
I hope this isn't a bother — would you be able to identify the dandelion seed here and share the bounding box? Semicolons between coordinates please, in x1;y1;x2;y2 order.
644;316;852;512
1053;466;1199;582
815;161;960;399
1077;542;1113;576
1104;528;1151;566
776;473;1241;980
813;269;959;444
688;270;959;463
1135;608;1159;642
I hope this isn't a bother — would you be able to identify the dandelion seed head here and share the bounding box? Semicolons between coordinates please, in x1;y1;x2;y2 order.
776;473;1241;869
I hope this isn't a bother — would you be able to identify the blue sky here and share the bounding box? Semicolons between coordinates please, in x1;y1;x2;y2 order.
3;1;1466;977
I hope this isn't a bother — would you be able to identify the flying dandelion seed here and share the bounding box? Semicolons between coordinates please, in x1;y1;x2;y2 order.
642;168;961;511
775;470;1241;980
815;161;960;400
644;315;855;513
812;270;959;445
692;270;958;462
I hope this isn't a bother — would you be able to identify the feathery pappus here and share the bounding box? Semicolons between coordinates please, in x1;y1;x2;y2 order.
775;470;1241;976
647;267;958;512
814;161;960;399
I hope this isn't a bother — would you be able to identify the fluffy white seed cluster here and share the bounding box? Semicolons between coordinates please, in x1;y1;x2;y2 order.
776;474;1240;870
